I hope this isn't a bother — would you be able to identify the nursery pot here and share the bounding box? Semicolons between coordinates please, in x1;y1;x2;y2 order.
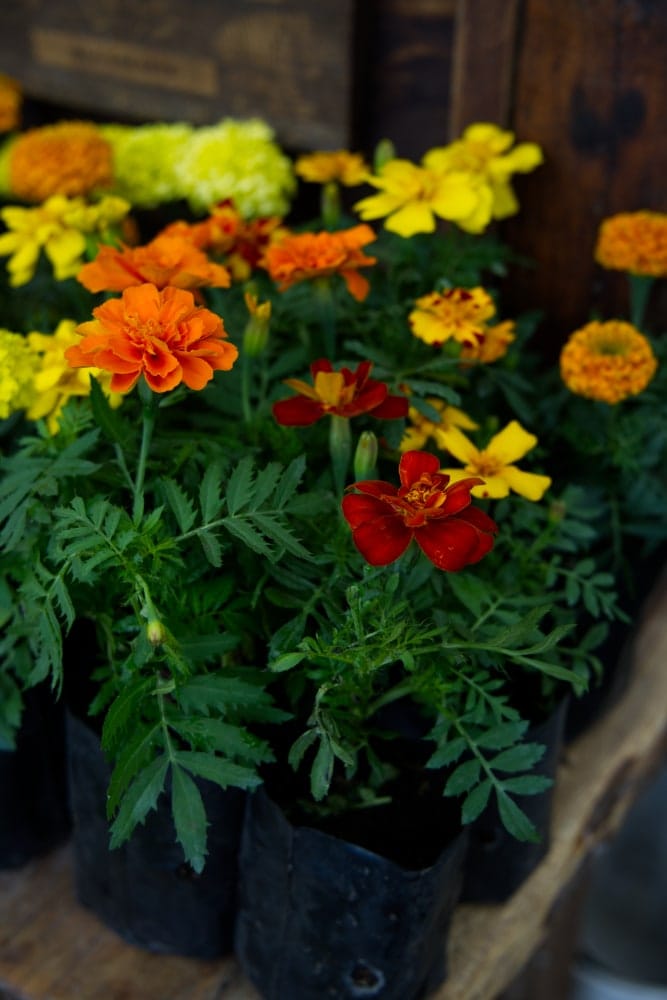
65;710;246;958
0;685;70;869
460;695;569;904
234;787;468;1000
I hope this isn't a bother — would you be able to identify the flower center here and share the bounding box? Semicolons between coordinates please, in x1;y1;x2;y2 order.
470;450;502;478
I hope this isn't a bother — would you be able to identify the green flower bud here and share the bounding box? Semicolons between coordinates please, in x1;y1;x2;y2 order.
353;430;378;481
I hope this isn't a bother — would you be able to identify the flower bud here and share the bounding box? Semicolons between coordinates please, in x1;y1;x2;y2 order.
242;291;271;357
321;180;341;229
353;430;378;481
146;619;167;646
373;139;396;173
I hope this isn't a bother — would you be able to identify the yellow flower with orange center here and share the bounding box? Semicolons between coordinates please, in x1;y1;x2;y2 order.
0;73;21;133
262;224;377;300
295;150;370;186
26;320;122;433
400;397;479;452
8;120;113;202
560;320;658;404
409;287;497;347
594;211;667;278
440;421;552;501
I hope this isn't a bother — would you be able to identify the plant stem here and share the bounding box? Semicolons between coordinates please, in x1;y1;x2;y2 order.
329;414;351;495
315;277;337;360
133;380;158;520
628;273;653;329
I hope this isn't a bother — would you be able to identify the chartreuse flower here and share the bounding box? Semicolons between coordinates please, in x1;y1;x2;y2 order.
101;122;193;209
173;118;296;217
7;120;113;202
26;320;122;433
560;320;658;404
0;194;130;286
0;328;37;419
424;123;543;223
440;421;552;501
354;158;487;237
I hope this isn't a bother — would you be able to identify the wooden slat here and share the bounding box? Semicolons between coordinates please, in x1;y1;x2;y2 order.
1;569;666;1000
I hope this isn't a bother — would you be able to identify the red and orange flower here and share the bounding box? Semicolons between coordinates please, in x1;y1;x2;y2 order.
77;234;231;293
341;450;497;571
272;359;408;426
262;224;377;300
65;283;238;394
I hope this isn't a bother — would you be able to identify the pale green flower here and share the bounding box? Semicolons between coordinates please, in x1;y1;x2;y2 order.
0;328;37;419
174;118;296;217
101;122;193;209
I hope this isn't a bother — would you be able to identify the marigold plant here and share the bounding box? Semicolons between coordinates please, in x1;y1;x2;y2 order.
295;150;369;186
263;224;377;300
8;120;113;202
594;211;667;278
559;320;658;404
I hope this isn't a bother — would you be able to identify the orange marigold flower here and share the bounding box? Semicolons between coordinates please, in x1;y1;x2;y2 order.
409;287;497;347
77;234;231;293
65;283;238;394
0;73;21;133
162;200;286;282
8;121;113;203
594;211;667;278
262;224;377;301
295;150;370;186
560;320;658;404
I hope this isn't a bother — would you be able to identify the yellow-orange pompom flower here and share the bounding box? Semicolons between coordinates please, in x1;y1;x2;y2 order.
295;150;370;187
8;121;113;202
65;283;238;394
560;320;658;405
0;73;21;133
263;224;377;301
409;287;497;348
594;211;667;278
77;234;231;293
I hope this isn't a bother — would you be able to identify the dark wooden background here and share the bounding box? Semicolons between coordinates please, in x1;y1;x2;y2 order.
2;0;665;353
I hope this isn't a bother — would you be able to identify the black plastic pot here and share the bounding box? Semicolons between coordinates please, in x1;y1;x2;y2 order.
0;686;70;869
234;787;468;1000
459;695;569;904
66;711;246;957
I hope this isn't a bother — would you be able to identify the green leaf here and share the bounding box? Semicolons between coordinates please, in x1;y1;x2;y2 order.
427;736;467;770
288;729;318;769
109;755;169;848
252;462;282;507
496;790;540;842
489;742;546;773
444;758;481;796
198;528;223;567
173;750;261;790
461;779;492;824
310;737;334;801
106;722;161;816
222;517;273;556
171;764;208;872
177;674;269;716
475;721;528;750
88;375;127;444
501;775;553;796
162;478;196;533
226;456;255;515
199;460;224;523
272;455;306;507
101;677;154;754
269;651;307;673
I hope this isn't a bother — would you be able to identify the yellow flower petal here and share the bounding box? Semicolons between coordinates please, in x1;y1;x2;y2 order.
502;466;552;501
486;420;537;464
439;426;480;464
385;202;436;237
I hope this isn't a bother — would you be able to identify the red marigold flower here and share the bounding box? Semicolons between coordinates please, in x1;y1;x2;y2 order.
77;233;231;293
262;224;377;300
272;359;408;426
65;282;238;394
341;450;497;571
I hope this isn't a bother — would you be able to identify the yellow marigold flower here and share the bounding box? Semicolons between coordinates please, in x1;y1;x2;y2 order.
26;320;122;433
400;397;479;452
440;421;552;501
459;319;516;364
0;328;38;419
560;320;658;405
174;118;296;217
354;159;489;237
409;287;496;347
424;123;543;223
101;122;193;209
0;73;21;133
8;121;113;203
0;194;130;287
295;150;370;187
594;211;667;278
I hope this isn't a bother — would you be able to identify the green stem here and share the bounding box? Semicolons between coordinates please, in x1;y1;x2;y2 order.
628;273;654;329
315;277;337;360
241;352;253;424
133;380;158;520
329;414;352;495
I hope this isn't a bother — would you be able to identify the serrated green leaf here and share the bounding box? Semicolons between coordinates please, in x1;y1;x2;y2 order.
162;478;196;533
101;677;154;754
461;779;492;824
496;790;540;842
272;455;306;507
173;750;260;790
475;721;528;750
501;775;553;796
565;575;581;605
199;460;224;522
198;528;223;567
489;742;546;773
176;674;269;716
310;737;334;801
270;651;307;672
107;722;161;816
109;755;169;848
252;462;282;507
171;764;208;872
444;758;481;796
222;517;273;556
226;456;255;516
427;736;467;770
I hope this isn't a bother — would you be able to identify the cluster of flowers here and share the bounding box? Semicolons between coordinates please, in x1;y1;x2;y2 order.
1;69;665;861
